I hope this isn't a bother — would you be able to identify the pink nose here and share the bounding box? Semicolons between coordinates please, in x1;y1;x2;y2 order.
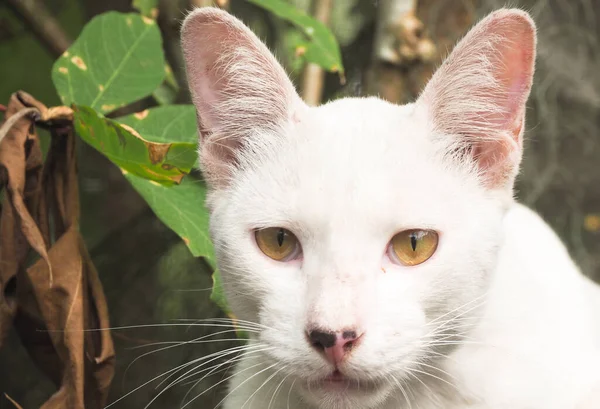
307;329;361;365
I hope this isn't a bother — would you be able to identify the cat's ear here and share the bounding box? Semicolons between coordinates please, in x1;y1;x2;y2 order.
181;8;304;187
416;9;536;189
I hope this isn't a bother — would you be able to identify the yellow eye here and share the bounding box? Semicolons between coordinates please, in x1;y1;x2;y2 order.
255;228;300;261
390;229;439;266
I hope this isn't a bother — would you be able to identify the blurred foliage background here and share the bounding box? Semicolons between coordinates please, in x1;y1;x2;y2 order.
0;0;599;407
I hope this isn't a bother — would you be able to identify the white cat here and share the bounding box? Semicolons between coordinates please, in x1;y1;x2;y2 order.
181;7;600;409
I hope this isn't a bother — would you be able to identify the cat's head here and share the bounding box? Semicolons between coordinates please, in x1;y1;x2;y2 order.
182;8;535;408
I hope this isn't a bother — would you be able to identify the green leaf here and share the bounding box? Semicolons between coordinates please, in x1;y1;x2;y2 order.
282;28;310;73
73;105;196;183
249;0;344;75
124;172;216;263
52;12;165;114
118;105;197;144
132;0;158;18
124;171;234;319
118;104;200;169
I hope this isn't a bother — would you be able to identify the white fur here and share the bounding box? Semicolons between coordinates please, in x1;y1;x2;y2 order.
181;7;600;409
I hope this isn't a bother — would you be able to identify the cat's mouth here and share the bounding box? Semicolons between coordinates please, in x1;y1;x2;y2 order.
323;370;346;385
315;370;380;393
296;369;392;406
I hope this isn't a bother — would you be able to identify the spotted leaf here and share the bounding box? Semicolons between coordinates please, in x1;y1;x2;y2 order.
52;12;165;114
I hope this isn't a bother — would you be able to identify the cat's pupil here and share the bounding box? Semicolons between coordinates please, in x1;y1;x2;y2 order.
277;229;285;247
410;234;418;251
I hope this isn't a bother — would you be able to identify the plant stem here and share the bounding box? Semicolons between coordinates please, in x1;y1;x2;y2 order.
301;0;334;106
367;0;418;103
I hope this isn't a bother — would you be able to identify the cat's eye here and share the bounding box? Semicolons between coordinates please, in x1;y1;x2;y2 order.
390;229;439;266
255;227;300;261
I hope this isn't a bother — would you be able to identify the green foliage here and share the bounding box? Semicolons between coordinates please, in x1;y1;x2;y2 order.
51;4;345;322
124;172;214;261
118;104;199;167
250;0;344;75
74;105;196;183
52;12;165;114
130;0;181;105
118;105;197;144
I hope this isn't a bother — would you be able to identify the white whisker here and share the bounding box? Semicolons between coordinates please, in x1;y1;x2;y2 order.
406;366;459;391
389;373;413;409
286;378;296;409
210;363;279;409
268;372;291;409
241;365;287;409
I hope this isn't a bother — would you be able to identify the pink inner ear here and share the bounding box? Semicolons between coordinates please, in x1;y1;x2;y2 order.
181;9;298;137
487;16;536;134
417;9;536;188
195;64;219;134
181;9;302;187
182;11;250;137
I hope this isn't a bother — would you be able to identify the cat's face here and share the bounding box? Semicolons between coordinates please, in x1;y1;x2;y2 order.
207;98;505;406
182;7;535;409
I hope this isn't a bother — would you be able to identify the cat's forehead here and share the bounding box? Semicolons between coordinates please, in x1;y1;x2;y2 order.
228;97;477;229
292;97;433;177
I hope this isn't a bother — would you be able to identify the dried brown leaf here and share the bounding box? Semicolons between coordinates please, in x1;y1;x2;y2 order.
0;92;115;408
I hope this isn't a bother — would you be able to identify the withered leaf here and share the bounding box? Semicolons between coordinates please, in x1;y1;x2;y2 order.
0;91;115;408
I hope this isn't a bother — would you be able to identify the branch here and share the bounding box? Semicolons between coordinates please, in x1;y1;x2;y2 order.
5;0;71;57
4;394;24;409
366;0;435;103
301;0;334;106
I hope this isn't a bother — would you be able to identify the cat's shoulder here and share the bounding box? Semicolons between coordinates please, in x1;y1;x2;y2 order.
501;202;581;276
447;201;600;409
503;202;565;242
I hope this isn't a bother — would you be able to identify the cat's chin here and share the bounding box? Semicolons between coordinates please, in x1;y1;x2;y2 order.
298;370;392;408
